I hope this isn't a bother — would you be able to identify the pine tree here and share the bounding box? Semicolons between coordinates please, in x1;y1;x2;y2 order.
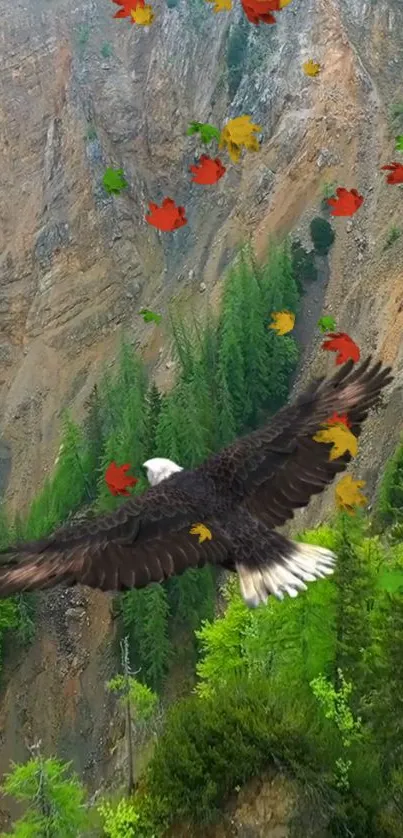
82;384;105;499
375;438;403;527
0;742;89;837
140;585;171;692
144;382;163;457
332;514;377;708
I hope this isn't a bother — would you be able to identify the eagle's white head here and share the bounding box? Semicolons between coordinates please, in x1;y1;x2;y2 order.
143;457;183;487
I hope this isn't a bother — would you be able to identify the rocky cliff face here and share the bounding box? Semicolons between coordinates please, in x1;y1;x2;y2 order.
0;0;403;827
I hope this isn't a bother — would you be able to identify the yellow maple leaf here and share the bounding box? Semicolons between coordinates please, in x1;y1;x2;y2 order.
335;475;368;515
279;0;294;6
269;310;295;336
303;58;321;77
205;0;232;10
190;523;212;544
131;5;154;25
219;115;261;164
313;424;358;461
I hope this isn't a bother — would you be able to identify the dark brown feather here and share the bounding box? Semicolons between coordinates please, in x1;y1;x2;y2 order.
0;355;393;597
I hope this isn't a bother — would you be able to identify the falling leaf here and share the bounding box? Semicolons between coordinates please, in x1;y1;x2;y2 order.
381;162;403;185
205;0;232;11
241;0;280;25
335;475;367;515
105;462;138;496
327;187;364;217
317;315;336;333
313;424;358;461
326;412;351;429
111;0;145;18
377;570;403;595
103;168;128;195
187;122;221;144
190;523;212;544
131;4;154;24
395;136;403;152
139;308;162;324
303;58;321;77
219;115;261;164
279;0;294;6
269;310;295;335
189;155;226;185
145;197;187;232
322;332;360;365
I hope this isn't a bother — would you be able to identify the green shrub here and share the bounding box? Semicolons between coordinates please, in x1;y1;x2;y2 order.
166;0;179;7
310;216;335;256
384;226;401;250
146;676;314;826
101;42;113;59
291;240;318;291
226;21;249;100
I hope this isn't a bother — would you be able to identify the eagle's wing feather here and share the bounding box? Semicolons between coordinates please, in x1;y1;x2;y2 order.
201;356;393;525
0;482;231;596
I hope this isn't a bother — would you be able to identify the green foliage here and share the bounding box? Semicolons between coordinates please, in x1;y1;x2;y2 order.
226;20;249;99
291;239;318;291
0;754;89;837
311;669;362;790
375;438;403;527
107;674;158;724
383;225;401;250
98;798;149;838
101;42;113;59
389;101;403;131
86;123;97;141
310;216;336;255
77;24;90;50
166;0;179;7
146;676;315;827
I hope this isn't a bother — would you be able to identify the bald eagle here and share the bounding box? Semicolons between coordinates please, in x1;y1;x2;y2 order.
0;356;392;607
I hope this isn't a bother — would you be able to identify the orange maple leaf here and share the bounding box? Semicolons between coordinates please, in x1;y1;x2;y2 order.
381;162;403;185
189;155;226;185
145;197;187;232
322;332;360;365
105;462;138;496
327;187;364;217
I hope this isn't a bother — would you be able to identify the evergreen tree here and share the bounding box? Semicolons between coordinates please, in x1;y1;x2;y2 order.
140;585;171;692
0;743;89;837
106;636;158;795
144;382;163;457
82;384;105;499
332;514;377;708
310;216;335;255
375;438;403;527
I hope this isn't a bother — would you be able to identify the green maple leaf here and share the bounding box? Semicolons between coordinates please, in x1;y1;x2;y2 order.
317;315;336;333
395;135;403;152
186;121;221;144
103;167;128;195
139;308;162;324
377;571;403;595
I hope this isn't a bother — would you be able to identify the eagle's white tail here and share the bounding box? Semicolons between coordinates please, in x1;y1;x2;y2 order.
237;542;336;608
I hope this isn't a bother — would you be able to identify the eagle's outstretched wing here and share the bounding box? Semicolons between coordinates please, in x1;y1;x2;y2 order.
0;482;232;596
201;356;393;527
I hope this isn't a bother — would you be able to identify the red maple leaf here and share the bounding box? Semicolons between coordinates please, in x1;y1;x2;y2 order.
381;162;403;185
327;187;364;217
145;197;188;232
111;0;144;18
322;332;361;365
105;462;138;496
326;411;352;429
241;0;280;25
189;155;227;185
